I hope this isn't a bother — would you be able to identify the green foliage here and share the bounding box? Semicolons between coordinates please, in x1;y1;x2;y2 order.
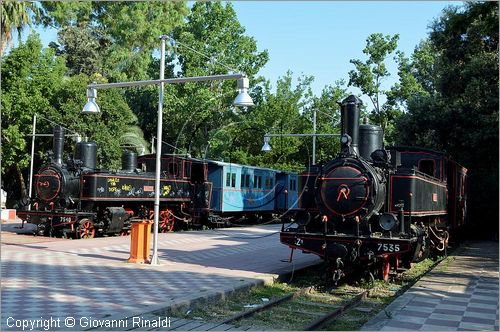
348;33;401;140
395;2;499;235
0;0;40;54
141;1;270;159
40;1;188;81
49;26;103;76
1;34;138;181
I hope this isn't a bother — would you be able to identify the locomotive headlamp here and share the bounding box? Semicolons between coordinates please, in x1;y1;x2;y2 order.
82;86;100;114
340;134;351;145
379;213;398;231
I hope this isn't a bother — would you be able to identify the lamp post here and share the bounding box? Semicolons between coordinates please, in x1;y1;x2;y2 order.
82;35;254;265
261;109;338;165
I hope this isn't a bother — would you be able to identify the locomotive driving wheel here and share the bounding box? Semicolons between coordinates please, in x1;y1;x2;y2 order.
159;210;175;233
77;218;95;239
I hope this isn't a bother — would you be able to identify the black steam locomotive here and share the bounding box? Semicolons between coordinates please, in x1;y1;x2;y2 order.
18;125;298;238
17;126;202;238
280;95;468;281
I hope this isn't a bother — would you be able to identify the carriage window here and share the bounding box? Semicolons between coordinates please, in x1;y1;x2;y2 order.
254;176;262;189
419;159;435;177
231;173;236;187
183;162;191;178
241;174;250;188
168;162;178;177
290;179;297;191
226;172;231;187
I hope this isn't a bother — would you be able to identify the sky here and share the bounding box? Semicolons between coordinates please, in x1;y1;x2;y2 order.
229;1;461;101
21;1;462;107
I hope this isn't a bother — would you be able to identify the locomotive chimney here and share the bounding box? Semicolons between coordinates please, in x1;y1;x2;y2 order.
340;95;362;155
53;125;65;165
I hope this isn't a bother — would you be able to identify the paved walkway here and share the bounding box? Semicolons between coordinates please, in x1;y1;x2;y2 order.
362;241;499;331
1;223;320;331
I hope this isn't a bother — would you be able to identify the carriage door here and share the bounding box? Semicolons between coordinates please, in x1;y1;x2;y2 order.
191;162;211;211
457;171;467;225
275;173;287;211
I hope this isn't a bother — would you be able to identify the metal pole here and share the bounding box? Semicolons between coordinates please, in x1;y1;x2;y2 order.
151;36;167;265
312;109;317;165
88;73;246;90
28;114;37;210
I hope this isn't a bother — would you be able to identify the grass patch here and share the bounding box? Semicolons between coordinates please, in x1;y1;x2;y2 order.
166;255;449;330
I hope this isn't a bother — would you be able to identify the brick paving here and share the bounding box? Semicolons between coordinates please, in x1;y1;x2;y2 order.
362;241;499;331
1;223;320;331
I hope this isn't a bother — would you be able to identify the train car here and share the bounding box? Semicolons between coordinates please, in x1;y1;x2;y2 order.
280;95;467;282
18;126;299;237
204;160;297;224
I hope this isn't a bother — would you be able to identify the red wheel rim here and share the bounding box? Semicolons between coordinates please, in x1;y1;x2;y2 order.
159;210;175;233
78;219;95;239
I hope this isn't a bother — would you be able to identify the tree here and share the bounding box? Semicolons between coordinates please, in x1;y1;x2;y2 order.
1;34;138;202
144;1;269;158
40;1;188;81
395;2;499;237
49;25;104;76
348;33;400;138
0;0;40;55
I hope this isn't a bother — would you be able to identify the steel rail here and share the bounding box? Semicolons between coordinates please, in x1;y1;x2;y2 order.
302;290;369;331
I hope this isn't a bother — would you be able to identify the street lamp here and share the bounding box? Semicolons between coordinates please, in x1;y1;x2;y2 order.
81;35;253;265
261;109;339;165
82;87;100;114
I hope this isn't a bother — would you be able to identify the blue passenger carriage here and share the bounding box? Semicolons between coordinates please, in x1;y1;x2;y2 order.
205;160;298;224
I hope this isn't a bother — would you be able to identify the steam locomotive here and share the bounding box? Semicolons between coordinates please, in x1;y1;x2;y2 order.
18;126;298;238
280;95;468;281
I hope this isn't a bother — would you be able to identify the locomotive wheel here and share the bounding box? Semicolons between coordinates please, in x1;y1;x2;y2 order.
77;218;95;239
159;210;175;233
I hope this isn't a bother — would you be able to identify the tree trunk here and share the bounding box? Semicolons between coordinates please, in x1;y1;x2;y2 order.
15;164;27;199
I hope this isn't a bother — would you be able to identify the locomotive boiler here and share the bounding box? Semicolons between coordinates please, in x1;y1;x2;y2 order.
280;95;468;281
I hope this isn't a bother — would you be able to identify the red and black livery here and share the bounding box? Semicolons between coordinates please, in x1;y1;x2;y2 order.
280;95;468;281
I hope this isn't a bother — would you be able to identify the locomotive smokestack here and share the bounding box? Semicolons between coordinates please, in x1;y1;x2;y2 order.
53;125;65;165
340;95;362;155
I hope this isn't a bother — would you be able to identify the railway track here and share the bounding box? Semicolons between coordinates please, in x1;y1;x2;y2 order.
207;288;371;331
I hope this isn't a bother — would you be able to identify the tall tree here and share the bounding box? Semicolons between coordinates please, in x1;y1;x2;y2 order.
40;1;188;81
395;2;499;237
0;0;39;55
348;33;400;137
147;1;269;158
1;34;138;201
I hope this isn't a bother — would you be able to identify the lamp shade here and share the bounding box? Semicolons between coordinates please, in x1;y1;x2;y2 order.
82;87;100;114
233;91;254;107
233;77;254;107
261;141;272;152
261;136;271;152
82;100;100;114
